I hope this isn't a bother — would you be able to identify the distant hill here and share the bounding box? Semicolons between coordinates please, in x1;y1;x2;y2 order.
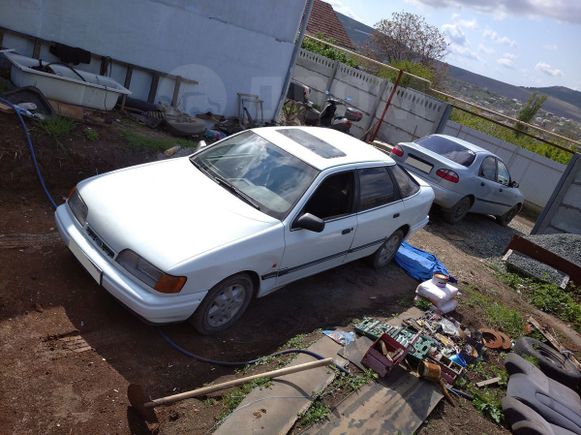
337;12;581;122
525;86;581;110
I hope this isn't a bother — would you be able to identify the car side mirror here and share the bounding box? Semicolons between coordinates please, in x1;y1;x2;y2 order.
294;213;325;232
510;180;519;188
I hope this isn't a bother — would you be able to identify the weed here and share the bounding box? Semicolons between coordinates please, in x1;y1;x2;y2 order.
40;116;75;138
473;389;504;424
414;297;433;311
218;377;272;420
330;368;378;394
203;397;218;406
120;129;196;152
297;399;331;427
522;354;540;367
83;127;99;142
464;286;524;337
284;334;306;349
497;271;581;331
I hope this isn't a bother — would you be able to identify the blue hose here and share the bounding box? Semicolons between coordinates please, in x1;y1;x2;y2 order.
0;96;58;210
158;328;349;374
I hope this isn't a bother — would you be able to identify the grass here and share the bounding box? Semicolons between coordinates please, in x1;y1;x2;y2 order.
119;129;197;152
497;271;581;331
39;116;75;138
450;109;573;165
218;377;273;421
455;366;506;424
463;285;525;337
83;127;99;142
297;399;331;427
414;297;433;311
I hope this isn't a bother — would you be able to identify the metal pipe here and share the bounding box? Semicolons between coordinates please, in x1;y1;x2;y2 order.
368;69;403;143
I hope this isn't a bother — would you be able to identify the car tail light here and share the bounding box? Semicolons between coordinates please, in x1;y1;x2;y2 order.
436;168;460;183
117;249;187;293
391;145;404;157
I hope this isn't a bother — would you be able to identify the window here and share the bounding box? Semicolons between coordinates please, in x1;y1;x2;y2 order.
480;156;497;181
358;167;396;211
302;171;355;220
497;160;511;186
390;164;420;198
416;135;476;167
191;131;319;219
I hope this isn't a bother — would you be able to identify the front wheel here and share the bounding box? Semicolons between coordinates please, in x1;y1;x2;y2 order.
369;229;404;269
189;273;254;335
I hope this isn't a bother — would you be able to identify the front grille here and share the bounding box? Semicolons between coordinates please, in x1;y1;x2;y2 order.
86;226;115;258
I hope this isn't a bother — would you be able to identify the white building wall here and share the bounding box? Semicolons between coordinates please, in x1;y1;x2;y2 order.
0;0;306;119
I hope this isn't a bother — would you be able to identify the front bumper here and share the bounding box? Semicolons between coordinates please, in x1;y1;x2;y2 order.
55;204;203;323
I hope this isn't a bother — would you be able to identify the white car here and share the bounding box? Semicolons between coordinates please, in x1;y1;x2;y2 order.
55;127;434;334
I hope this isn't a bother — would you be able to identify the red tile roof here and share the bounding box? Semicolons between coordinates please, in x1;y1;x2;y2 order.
306;0;355;50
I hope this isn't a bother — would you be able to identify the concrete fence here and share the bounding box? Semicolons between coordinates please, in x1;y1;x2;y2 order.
292;49;450;141
443;121;566;209
533;154;581;234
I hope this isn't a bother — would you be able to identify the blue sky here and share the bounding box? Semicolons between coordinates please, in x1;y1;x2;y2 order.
327;0;581;90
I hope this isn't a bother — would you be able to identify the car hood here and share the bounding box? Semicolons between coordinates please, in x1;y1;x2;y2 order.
77;157;279;271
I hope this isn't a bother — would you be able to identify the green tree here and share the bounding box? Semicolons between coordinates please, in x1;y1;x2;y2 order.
301;34;359;67
516;92;547;134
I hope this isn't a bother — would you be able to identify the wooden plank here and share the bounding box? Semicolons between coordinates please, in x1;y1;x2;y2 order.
338;336;373;370
32;38;41;59
214;336;343;435
124;66;133;89
147;73;160;104
304;367;442;435
48;99;84;120
506;235;581;284
476;377;501;388
171;76;182;107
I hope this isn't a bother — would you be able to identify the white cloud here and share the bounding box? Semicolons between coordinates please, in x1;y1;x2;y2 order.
451;13;479;29
450;45;479;60
483;29;517;47
442;23;467;46
535;62;563;77
478;43;494;55
408;0;581;24
497;52;515;67
325;0;364;22
543;43;558;51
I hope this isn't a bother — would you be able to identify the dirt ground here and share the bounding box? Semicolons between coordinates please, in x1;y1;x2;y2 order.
0;112;579;434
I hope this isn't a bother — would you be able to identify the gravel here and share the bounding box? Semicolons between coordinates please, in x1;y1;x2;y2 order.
504;233;581;286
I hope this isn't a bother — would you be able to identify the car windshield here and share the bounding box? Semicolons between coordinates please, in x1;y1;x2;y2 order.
416;135;476;167
190;131;319;219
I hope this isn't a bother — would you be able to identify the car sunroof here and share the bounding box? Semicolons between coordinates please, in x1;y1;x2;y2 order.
277;128;346;158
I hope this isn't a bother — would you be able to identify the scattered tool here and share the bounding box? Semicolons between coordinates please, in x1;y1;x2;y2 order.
419;360;456;407
476;377;502;388
128;357;334;423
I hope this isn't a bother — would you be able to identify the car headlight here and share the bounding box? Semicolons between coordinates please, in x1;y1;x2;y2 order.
116;249;187;294
68;188;88;226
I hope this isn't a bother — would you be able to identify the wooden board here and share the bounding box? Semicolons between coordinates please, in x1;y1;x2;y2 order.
338;335;373;370
304;366;443;435
214;336;343;435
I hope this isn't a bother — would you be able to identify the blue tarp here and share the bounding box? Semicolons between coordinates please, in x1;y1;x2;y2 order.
394;242;456;282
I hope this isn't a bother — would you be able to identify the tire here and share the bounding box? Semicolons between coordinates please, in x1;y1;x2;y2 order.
369;229;404;269
442;196;471;224
513;337;581;390
496;204;520;227
189;273;254;335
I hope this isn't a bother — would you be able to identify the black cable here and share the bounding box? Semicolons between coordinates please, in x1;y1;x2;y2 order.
157;328;349;374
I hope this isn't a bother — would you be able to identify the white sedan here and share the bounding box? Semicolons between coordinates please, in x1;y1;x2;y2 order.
55;127;434;334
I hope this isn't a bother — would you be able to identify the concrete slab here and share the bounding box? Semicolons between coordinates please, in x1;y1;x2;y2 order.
304;366;442;434
214;335;343;435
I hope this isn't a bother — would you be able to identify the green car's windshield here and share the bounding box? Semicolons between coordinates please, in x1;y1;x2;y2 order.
191;131;319;219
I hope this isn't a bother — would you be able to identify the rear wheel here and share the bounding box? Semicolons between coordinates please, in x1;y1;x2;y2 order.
442;196;471;224
496;204;519;226
369;229;404;269
189;273;254;335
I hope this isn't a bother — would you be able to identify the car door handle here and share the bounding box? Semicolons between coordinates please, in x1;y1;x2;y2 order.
499;188;503;192
481;182;485;187
341;228;353;235
393;213;400;218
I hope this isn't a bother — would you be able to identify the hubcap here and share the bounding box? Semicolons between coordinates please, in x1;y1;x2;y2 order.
207;284;247;328
378;234;401;265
